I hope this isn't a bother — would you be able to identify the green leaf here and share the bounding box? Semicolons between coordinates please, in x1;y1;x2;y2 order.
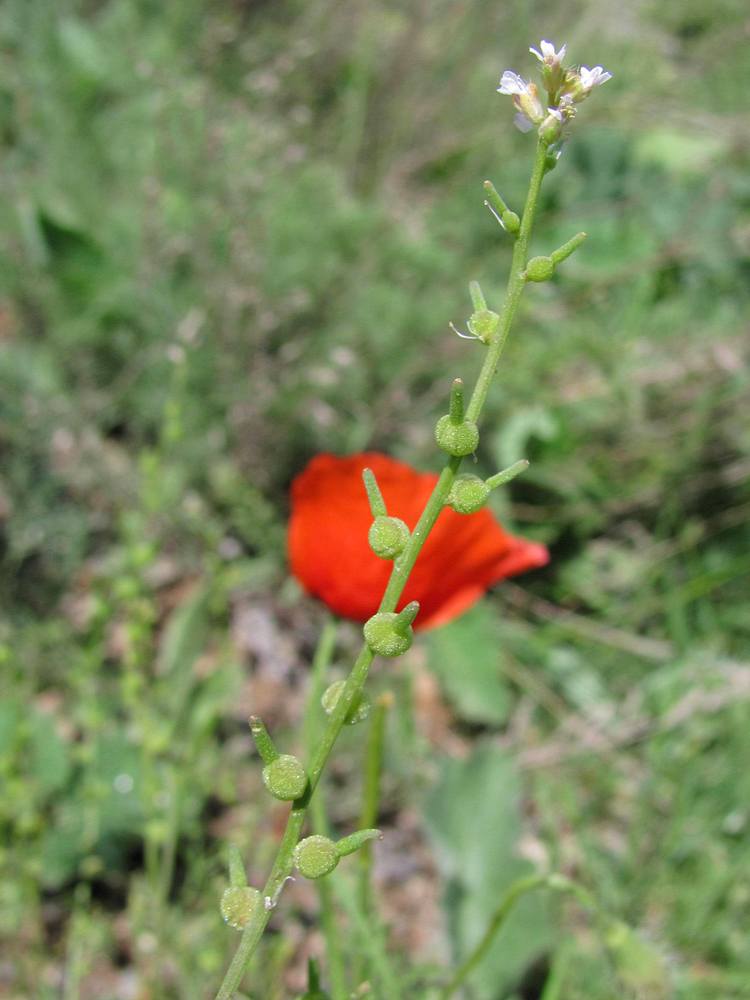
0;701;21;757
157;583;212;679
427;603;511;726
29;711;72;795
423;744;550;997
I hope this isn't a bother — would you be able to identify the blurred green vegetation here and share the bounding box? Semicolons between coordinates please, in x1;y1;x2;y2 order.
1;0;749;997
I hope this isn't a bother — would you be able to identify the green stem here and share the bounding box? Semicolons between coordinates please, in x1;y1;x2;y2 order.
439;874;547;1000
439;871;601;999
302;617;338;756
466;138;547;424
214;137;549;1000
305;620;348;1000
358;693;390;914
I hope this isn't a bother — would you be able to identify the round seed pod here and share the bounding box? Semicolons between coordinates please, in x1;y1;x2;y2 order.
468;309;500;343
448;474;490;514
435;415;479;457
262;754;308;801
368;515;410;559
502;210;521;234
525;256;554;282
321;680;371;725
220;885;263;930
363;612;413;658
294;835;339;879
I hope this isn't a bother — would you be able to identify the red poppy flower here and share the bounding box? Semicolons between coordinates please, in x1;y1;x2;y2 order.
288;452;548;631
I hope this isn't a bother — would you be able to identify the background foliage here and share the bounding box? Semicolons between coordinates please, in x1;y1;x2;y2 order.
1;0;749;997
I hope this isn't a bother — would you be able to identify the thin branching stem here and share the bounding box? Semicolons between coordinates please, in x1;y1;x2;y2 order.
305;620;348;1000
214;137;549;1000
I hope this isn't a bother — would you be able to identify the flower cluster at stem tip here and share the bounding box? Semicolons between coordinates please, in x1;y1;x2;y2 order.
498;39;611;149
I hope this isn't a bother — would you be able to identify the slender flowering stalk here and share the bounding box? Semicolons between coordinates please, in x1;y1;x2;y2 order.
214;41;610;999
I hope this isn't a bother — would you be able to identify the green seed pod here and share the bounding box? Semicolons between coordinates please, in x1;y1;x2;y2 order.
220;885;263;930
262;754;308;801
368;515;410;560
447;474;490;514
468;308;501;343
435;414;479;457
501;210;521;234
364;611;413;658
544;147;561;173
294;835;339;879
539;111;564;146
321;680;371;725
525;256;555;282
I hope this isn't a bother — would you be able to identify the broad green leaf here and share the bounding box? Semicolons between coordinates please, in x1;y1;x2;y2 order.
427;603;511;726
29;710;72;795
424;744;551;997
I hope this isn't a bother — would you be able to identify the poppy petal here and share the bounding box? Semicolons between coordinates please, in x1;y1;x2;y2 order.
288;452;548;631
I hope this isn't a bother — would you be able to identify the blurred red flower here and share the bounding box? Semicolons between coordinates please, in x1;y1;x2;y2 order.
288;452;549;631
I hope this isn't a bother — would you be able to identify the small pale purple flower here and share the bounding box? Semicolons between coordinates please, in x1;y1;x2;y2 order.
529;40;567;66
497;70;530;96
579;65;612;91
498;70;544;131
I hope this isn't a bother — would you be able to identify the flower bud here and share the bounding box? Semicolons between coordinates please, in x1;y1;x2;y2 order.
363;602;419;657
294;835;339;879
321;679;371;724
525;256;555;282
447;474;490;514
262;754;308;801
220;885;263;929
368;515;410;560
435;414;479;456
539;109;564;145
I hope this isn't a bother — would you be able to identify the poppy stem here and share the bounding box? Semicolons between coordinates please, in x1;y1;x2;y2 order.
214;135;552;1000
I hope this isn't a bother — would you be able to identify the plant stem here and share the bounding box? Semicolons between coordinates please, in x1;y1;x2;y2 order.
438;874;548;1000
214;137;549;1000
466;139;547;424
305;620;348;1000
302;617;338;756
358;692;390;914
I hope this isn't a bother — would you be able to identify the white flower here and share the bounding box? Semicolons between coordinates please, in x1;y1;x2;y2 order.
497;70;530;96
498;70;544;130
579;65;612;91
529;40;567;65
